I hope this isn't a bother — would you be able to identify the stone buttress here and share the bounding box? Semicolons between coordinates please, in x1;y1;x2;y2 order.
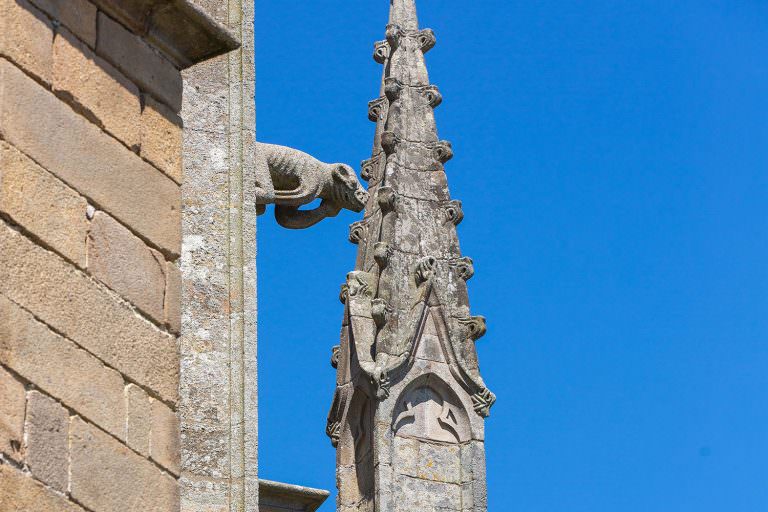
326;1;495;511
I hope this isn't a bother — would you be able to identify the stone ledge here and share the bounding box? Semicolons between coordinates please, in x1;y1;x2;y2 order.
93;0;240;68
259;480;330;512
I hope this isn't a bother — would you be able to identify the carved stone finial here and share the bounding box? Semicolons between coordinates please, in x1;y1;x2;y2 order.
471;388;497;418
368;96;388;122
385;23;404;47
374;242;392;268
423;85;443;108
330;345;341;369
361;155;383;184
384;77;404;101
430;140;454;164
416;28;436;53
373;40;390;63
380;131;400;155
377;186;397;213
415;256;437;285
326;420;341;447
371;298;392;328
346;271;375;300
450;257;475;281
459;315;487;341
339;283;348;304
442;200;464;226
348;220;367;245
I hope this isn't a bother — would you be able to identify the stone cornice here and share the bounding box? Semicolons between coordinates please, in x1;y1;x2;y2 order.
258;480;330;512
94;0;240;67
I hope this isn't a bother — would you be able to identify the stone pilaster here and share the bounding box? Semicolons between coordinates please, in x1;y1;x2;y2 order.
180;1;257;511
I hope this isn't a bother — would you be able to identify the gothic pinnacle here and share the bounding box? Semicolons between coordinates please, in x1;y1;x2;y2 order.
327;1;494;510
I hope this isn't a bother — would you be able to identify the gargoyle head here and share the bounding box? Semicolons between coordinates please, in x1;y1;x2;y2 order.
328;164;369;213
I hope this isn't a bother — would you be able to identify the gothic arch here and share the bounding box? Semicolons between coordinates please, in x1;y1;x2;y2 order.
391;373;472;444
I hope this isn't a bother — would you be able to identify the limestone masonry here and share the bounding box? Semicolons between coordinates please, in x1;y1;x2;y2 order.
0;0;237;510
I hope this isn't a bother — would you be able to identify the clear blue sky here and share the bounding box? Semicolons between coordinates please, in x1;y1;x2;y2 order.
255;2;768;510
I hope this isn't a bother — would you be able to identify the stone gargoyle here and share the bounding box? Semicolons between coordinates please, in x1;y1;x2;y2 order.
254;143;369;229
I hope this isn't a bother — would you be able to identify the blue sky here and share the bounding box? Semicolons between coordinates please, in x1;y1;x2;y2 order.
255;2;768;510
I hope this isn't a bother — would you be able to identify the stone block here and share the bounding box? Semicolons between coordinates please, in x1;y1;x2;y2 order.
97;12;183;112
393;475;461;512
0;365;25;461
126;383;150;455
0;464;86;512
151;398;180;475
29;0;97;48
142;95;183;183
53;28;141;148
180;476;229;512
0;0;53;83
181;55;229;132
0;295;127;438
0;221;179;403
0;141;89;267
70;417;179;512
88;212;166;323
165;260;182;334
25;391;69;492
0;58;181;257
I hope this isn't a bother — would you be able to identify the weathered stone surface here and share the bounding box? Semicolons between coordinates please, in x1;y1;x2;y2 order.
180;476;229;512
330;1;491;510
0;221;179;403
259;480;330;512
141;95;183;183
0;141;89;267
0;0;53;83
25;391;69;492
0;295;127;438
0;58;181;257
70;416;179;512
29;0;97;48
165;261;182;334
93;0;239;68
151;398;180;475
88;211;167;323
253;143;368;229
125;383;151;456
180;2;258;510
0;464;86;512
181;55;229;132
393;476;461;512
97;12;183;112
53;28;142;148
0;365;25;461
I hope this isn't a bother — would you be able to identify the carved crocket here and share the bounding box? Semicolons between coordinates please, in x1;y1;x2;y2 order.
254;142;369;229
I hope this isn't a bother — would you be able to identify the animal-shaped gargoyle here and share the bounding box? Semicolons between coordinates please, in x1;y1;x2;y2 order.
254;143;369;229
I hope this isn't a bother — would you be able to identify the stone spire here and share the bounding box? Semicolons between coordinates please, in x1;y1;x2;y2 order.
327;1;495;510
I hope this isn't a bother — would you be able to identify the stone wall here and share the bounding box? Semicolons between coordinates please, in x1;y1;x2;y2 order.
0;1;236;510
